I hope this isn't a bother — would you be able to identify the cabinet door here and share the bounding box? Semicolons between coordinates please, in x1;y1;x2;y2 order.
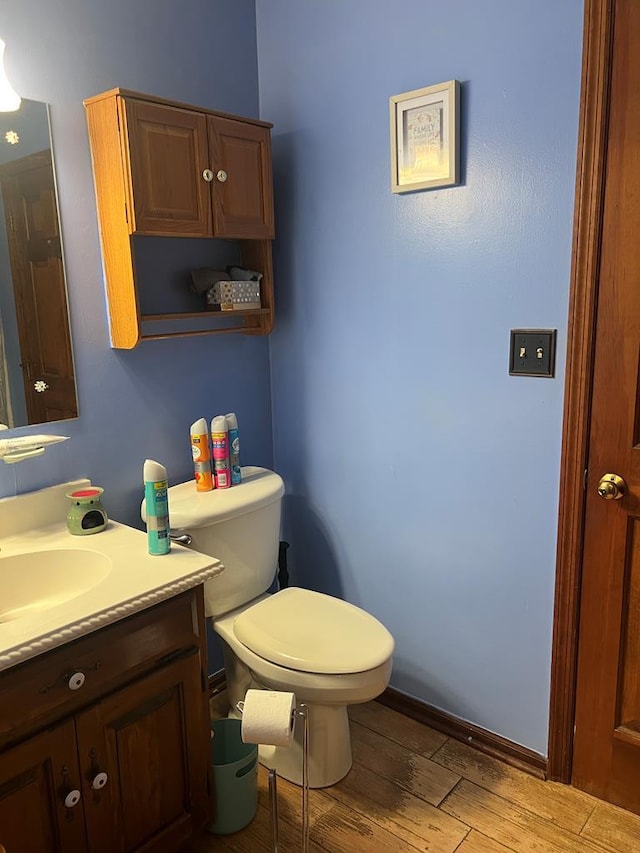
76;651;210;853
0;720;87;852
208;115;275;239
123;99;212;237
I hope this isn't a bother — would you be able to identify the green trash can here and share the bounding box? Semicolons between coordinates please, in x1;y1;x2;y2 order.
207;718;258;835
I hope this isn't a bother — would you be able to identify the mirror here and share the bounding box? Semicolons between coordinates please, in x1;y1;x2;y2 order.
0;98;77;428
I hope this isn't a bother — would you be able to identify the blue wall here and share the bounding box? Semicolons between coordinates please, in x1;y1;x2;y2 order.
256;0;583;754
0;0;273;521
0;0;585;757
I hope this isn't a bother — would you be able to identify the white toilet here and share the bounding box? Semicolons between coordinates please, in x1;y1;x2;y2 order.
165;466;394;788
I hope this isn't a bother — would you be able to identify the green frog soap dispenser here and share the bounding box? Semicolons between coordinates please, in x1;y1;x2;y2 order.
66;487;108;535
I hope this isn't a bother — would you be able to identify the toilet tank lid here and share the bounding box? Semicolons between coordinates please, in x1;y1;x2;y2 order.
234;587;395;674
143;466;284;529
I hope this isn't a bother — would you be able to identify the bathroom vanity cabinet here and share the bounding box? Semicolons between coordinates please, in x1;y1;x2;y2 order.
84;87;275;347
0;588;212;852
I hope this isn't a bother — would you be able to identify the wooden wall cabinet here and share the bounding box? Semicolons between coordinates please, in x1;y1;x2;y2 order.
84;88;275;348
0;589;212;853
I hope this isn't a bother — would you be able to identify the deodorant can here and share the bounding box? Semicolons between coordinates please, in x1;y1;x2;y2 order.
190;417;213;491
225;412;242;485
143;459;171;555
211;415;231;489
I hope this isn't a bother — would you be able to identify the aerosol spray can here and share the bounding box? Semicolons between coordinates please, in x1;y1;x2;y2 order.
190;417;213;491
226;412;241;485
143;459;170;556
211;415;231;489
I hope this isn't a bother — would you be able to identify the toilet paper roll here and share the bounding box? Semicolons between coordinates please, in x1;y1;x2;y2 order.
240;689;296;746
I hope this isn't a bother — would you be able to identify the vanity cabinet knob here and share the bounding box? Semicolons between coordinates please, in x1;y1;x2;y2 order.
202;168;214;182
64;788;82;808
91;771;108;790
216;169;228;183
68;672;85;691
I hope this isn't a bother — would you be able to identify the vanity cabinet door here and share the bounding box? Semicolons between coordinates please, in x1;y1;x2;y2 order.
76;650;210;853
207;115;275;239
0;719;87;852
122;99;212;237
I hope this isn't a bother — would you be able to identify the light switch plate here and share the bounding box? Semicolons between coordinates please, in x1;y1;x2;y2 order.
509;329;557;377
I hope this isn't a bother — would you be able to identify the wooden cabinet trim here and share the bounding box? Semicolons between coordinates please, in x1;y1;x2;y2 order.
84;87;273;129
85;93;141;348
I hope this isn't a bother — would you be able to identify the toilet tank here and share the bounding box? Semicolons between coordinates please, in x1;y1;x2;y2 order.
165;467;285;618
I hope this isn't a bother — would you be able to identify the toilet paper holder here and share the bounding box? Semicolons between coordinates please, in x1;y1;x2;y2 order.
236;697;309;853
268;768;279;853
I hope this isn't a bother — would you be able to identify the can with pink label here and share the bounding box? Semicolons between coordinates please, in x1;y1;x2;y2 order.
211;415;231;489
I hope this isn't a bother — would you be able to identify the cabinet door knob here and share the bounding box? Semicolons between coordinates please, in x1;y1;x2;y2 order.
91;771;108;790
216;169;228;183
202;168;214;182
68;672;85;691
64;788;82;808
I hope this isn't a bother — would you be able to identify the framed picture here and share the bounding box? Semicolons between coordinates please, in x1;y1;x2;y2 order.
389;80;460;193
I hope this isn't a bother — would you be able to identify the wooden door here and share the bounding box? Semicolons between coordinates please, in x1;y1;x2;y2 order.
0;719;87;852
0;150;77;424
572;0;640;815
208;115;275;239
123;99;212;237
76;651;211;852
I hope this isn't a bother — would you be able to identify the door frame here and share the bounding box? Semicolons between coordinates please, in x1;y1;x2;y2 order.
548;0;615;782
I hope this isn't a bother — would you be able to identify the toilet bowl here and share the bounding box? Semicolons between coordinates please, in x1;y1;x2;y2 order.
215;587;393;787
160;466;395;788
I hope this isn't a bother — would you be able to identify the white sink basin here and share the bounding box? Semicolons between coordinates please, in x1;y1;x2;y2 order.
0;549;112;623
0;478;222;673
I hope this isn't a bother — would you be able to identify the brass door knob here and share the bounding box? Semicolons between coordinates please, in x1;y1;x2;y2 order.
597;473;626;500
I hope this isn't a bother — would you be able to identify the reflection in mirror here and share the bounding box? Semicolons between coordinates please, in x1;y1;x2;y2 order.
0;99;77;428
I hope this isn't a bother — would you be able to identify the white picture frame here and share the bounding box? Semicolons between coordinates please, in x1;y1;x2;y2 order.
390;80;460;193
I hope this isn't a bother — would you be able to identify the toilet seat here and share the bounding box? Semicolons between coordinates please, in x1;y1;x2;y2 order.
233;587;394;674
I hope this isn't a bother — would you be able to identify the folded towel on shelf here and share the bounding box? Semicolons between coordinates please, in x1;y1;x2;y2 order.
190;268;230;294
226;265;263;283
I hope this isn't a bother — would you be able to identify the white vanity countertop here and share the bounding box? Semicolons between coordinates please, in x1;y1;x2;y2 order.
0;519;222;673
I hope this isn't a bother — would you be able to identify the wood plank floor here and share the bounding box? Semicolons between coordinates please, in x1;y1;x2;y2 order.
184;700;640;852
